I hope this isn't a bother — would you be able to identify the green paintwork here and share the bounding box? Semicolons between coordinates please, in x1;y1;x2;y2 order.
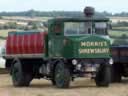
63;35;110;58
47;17;110;59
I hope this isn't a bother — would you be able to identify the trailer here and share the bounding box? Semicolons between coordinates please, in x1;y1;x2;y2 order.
111;46;128;82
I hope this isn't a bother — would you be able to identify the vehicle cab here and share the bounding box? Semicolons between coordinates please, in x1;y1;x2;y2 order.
47;16;112;87
48;17;111;59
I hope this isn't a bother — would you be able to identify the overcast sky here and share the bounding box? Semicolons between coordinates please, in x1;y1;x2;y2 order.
0;0;127;13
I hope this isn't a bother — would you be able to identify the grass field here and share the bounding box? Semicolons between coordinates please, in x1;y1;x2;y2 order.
112;27;128;30
109;16;128;23
0;29;22;43
0;68;8;74
0;29;19;38
1;74;128;96
0;29;128;38
0;30;10;37
109;30;128;38
2;16;51;22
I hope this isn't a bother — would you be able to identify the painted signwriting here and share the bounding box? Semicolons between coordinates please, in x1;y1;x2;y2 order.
79;41;109;54
81;41;107;47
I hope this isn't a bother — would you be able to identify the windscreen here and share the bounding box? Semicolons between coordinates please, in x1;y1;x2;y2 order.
95;22;108;35
64;22;108;36
64;22;92;36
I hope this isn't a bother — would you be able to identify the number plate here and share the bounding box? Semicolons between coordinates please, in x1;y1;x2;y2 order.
85;67;96;72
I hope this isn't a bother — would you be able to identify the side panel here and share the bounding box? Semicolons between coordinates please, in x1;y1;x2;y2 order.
111;46;128;63
48;21;64;58
49;36;63;57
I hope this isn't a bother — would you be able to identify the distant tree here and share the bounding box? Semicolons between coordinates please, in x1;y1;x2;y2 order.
27;9;36;17
121;34;127;39
0;25;4;29
7;22;17;29
3;24;9;29
0;16;3;19
28;21;35;26
32;24;38;29
43;22;48;27
24;26;30;30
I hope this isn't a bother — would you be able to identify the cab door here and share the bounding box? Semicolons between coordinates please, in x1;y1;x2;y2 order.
49;23;64;57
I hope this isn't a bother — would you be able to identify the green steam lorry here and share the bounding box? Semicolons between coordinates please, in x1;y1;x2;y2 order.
3;8;112;88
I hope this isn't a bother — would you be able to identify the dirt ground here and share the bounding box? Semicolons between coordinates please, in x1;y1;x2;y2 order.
0;75;128;96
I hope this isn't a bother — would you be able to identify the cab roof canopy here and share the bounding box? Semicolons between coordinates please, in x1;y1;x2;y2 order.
48;17;109;23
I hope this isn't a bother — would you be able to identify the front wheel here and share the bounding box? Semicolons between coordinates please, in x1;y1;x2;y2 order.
95;64;111;87
54;62;71;88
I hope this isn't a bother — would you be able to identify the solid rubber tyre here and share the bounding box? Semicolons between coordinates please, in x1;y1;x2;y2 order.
111;64;121;83
95;64;111;87
51;78;56;86
12;60;32;87
54;62;70;88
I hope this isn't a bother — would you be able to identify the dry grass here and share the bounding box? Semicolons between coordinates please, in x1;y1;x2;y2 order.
0;69;8;74
0;29;19;37
2;16;52;22
109;16;128;23
109;30;128;37
0;75;128;96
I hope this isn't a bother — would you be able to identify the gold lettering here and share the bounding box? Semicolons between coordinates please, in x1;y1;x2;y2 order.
94;42;98;46
104;42;108;46
81;41;108;47
81;42;86;47
90;49;95;53
79;48;109;54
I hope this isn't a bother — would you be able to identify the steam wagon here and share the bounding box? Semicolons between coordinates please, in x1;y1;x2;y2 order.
3;7;112;88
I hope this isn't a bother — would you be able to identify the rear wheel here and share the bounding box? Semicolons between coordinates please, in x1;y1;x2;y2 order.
95;64;111;87
12;60;32;87
51;78;56;86
111;63;121;82
54;62;71;88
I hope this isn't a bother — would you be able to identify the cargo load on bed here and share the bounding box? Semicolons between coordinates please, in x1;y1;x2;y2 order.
6;31;47;58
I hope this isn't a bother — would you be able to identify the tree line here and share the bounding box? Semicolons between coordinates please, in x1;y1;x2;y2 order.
0;10;127;17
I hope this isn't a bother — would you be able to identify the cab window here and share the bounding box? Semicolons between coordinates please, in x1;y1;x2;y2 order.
95;22;108;35
53;23;62;35
64;22;92;36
